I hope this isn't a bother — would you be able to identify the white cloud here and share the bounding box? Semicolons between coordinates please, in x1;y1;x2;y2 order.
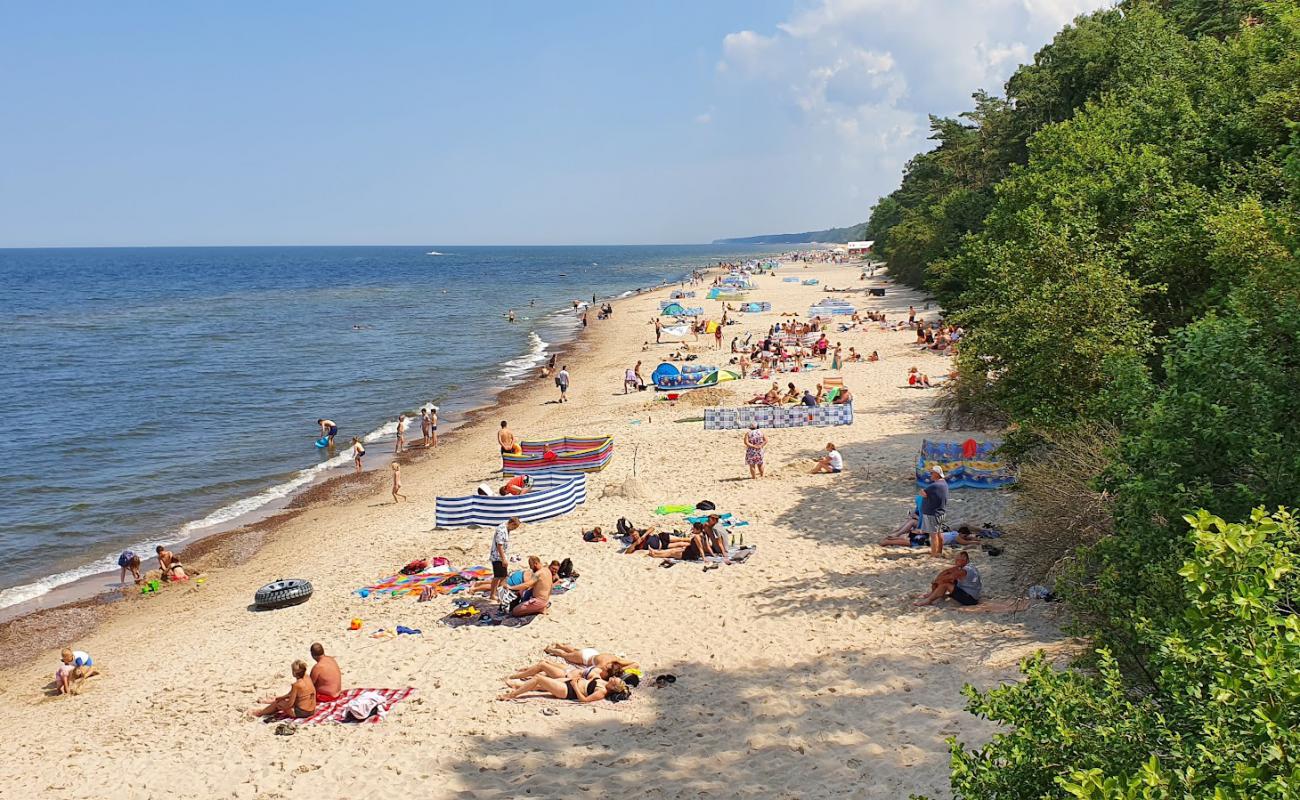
695;111;713;124
716;0;1114;216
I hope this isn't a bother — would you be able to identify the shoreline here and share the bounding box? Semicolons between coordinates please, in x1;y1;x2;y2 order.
0;265;727;646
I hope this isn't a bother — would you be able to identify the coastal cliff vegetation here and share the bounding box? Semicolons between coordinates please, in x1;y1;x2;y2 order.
864;1;1300;796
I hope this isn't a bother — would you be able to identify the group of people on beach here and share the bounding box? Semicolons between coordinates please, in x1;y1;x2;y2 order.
499;644;638;703
247;643;343;719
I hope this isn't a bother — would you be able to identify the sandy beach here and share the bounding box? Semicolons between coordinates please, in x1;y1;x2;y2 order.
0;259;1066;799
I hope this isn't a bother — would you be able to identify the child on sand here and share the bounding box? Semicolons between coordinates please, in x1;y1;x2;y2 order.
55;649;99;695
391;462;407;503
351;437;365;473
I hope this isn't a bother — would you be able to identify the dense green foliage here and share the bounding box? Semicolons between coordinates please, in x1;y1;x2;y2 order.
858;1;1300;795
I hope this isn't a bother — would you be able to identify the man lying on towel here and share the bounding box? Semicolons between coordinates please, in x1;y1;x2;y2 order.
510;555;553;617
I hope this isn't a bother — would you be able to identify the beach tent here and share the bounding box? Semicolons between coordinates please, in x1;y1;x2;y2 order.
502;435;614;475
661;302;703;317
740;301;772;312
652;363;739;391
435;474;588;527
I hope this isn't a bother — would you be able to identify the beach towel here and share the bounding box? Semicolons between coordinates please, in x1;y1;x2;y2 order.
281;688;415;725
356;567;490;599
441;606;539;628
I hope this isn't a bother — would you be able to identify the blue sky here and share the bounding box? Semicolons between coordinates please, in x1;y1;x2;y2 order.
0;1;1107;247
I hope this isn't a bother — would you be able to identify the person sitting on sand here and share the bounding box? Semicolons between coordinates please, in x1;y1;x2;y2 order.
167;558;189;581
500;474;532;496
698;516;731;560
847;347;862;363
781;382;800;403
156;545;176;574
801;388;818;407
832;386;854;405
914;551;982;607
118;550;142;585
747;382;781;405
498;420;517;454
811;442;843;474
55;648;99;695
248;659;316;719
544;644;641;681
868;350;879;362
510;555;553;617
498;673;629;703
309;643;343;702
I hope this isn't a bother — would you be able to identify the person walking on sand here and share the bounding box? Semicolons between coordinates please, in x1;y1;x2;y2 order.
394;413;406;454
743;423;767;479
498;420;516;454
350;436;365;473
419;409;431;447
390;462;407;503
654;317;663;343
557;365;570;403
428;406;439;447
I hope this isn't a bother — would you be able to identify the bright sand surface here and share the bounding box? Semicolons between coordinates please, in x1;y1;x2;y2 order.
0;260;1065;799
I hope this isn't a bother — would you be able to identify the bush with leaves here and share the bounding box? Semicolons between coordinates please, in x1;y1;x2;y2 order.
949;509;1300;800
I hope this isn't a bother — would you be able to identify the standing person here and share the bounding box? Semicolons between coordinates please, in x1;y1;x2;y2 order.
922;466;950;556
654;317;663;344
419;409;431;447
350;437;365;473
488;517;522;602
498;420;516;454
117;550;142;585
908;305;916;324
831;344;843;371
428;406;439;448
317;418;338;446
557;365;570;403
743;423;767;479
582;312;588;328
390;463;407;503
394;413;406;454
714;323;723;350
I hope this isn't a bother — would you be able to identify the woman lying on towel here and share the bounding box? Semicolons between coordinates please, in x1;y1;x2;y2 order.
508;659;623;683
248;659;316;719
544;644;641;684
498;673;630;703
622;526;693;554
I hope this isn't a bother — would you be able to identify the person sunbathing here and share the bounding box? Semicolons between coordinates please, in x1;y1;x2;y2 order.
747;382;781;405
498;674;630;703
248;659;317;719
867;350;879;362
509;659;613;682
832;386;854;405
645;532;704;561
543;644;641;681
781;382;800;403
309;643;343;702
914;551;982;607
623;527;691;554
881;524;980;549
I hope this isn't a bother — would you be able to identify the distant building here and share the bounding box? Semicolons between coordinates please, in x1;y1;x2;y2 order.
847;240;874;256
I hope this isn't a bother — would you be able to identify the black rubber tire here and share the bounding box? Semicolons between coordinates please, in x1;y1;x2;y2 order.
254;578;313;610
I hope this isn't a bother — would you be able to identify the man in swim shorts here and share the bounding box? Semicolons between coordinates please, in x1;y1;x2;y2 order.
309;642;343;702
317;418;339;444
498;420;516;454
500;475;531;496
510;555;553;617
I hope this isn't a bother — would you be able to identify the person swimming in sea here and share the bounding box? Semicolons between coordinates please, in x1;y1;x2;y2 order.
507;309;516;323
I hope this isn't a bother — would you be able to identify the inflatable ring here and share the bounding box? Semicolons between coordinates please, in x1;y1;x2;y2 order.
254;578;313;610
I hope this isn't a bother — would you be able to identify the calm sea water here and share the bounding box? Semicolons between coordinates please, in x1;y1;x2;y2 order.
0;245;769;608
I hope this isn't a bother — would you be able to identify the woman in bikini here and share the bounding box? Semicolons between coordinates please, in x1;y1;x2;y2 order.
248;660;316;719
544;644;641;679
498;673;630;703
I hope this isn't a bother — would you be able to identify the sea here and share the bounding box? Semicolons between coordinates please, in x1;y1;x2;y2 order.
0;244;773;612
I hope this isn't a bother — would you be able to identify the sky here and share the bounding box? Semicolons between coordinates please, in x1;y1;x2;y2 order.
0;0;1110;247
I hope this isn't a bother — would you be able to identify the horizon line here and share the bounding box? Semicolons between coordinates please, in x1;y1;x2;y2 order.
0;241;796;251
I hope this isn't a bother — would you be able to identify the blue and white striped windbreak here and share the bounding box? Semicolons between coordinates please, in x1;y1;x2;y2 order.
434;474;588;528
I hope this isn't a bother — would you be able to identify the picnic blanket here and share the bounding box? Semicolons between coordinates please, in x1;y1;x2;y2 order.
281;687;415;725
356;567;490;599
660;545;758;568
440;578;579;628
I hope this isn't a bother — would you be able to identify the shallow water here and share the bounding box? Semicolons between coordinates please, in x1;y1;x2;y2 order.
0;244;767;607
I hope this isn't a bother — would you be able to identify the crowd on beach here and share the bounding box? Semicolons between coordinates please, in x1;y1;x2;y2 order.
52;255;998;723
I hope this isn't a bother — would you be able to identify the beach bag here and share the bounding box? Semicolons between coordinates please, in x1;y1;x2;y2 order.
476;483;492;496
616;518;635;538
343;691;386;722
695;500;716;511
400;559;428;575
431;556;450;567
